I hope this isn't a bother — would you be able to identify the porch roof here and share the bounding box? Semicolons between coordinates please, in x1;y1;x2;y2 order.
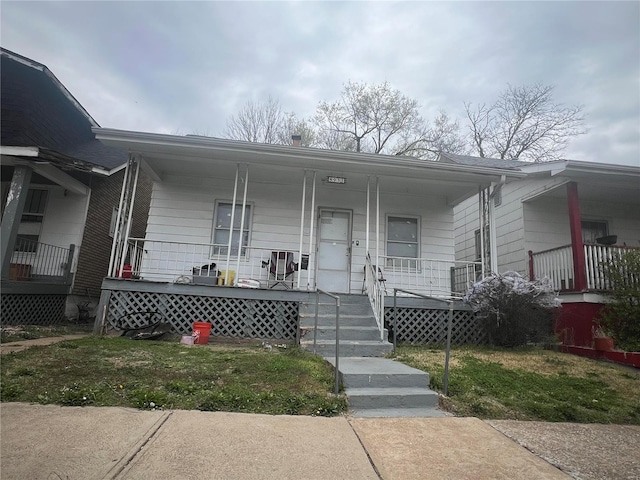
93;128;525;204
520;160;640;206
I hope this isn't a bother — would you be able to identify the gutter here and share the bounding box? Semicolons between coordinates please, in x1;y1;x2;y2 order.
93;127;528;179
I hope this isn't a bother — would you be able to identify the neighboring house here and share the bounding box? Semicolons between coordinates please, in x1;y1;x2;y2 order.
447;152;640;349
0;48;152;324
91;128;523;342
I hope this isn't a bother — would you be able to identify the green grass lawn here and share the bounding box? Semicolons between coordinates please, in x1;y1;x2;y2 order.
395;345;640;424
0;337;347;416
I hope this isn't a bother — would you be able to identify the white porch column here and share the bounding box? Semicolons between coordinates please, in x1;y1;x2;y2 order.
117;155;141;278
365;176;370;255
108;157;131;277
478;186;486;277
306;171;317;289
235;165;249;284
375;177;380;271
224;165;239;284
297;171;307;289
488;183;498;274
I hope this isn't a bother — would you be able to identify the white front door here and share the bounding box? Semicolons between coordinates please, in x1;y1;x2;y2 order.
316;209;351;293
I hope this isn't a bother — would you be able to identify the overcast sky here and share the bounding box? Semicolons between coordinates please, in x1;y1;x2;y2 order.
2;1;639;166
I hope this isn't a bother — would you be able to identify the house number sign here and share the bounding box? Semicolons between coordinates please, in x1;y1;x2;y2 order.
327;176;346;184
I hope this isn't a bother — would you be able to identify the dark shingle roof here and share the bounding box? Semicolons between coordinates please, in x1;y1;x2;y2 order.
438;152;528;169
1;48;126;170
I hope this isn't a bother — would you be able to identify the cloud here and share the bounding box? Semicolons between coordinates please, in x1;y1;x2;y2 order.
1;1;638;165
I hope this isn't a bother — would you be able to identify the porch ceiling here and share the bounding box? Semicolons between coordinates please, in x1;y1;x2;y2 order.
523;175;640;206
93;128;525;205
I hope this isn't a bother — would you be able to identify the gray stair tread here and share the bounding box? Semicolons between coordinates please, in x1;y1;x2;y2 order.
325;357;428;376
345;387;438;396
349;408;447;418
300;314;373;319
302;325;380;330
304;340;390;345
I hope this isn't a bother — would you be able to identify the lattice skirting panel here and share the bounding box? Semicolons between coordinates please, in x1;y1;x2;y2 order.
1;294;67;326
106;290;299;340
385;307;486;345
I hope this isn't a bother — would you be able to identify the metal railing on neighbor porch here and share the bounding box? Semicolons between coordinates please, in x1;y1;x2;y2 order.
124;238;311;288
530;244;639;291
381;255;480;297
8;237;74;283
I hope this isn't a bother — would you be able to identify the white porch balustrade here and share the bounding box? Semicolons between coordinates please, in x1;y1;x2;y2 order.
530;244;638;291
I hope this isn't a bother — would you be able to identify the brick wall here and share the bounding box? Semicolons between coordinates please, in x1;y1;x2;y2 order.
73;169;152;298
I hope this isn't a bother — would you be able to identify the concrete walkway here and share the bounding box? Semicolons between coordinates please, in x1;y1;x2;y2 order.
9;403;636;480
0;335;88;354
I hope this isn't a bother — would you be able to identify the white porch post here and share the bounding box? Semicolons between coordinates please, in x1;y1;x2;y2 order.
297;171;307;290
366;177;370;255
306;171;317;289
117;155;141;278
234;165;249;285
108;157;130;277
488;183;498;274
478;186;486;277
375;177;380;271
224;165;239;284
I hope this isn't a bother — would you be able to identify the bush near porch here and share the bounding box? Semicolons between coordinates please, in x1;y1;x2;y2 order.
395;345;640;424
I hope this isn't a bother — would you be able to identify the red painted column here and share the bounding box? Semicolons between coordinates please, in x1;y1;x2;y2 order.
528;250;535;280
567;182;587;291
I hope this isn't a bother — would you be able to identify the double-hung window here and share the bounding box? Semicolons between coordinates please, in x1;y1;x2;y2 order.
212;202;251;256
386;216;419;268
581;220;608;245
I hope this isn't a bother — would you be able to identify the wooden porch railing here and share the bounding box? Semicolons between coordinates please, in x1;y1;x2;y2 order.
530;244;638;292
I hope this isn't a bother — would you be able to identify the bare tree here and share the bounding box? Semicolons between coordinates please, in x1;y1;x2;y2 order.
314;81;465;159
465;83;587;162
224;96;314;146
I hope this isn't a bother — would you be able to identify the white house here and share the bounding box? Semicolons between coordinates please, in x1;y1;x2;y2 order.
447;152;640;348
92;130;522;341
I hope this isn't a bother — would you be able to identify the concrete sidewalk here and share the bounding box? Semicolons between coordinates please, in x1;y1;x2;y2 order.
0;403;578;480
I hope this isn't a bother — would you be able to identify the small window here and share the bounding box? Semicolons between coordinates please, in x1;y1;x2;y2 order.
212;202;252;256
581;220;608;244
387;216;419;267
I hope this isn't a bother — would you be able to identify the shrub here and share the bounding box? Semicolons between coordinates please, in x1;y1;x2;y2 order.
464;272;560;347
598;250;640;352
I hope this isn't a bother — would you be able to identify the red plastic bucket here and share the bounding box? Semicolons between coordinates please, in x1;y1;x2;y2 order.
192;322;212;345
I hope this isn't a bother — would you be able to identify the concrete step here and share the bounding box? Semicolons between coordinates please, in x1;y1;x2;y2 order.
299;314;378;328
349;407;447;418
332;357;430;388
300;303;374;317
301;340;393;357
345;387;439;409
300;326;387;342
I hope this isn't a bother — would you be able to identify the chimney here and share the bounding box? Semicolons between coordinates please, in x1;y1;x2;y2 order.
292;135;301;147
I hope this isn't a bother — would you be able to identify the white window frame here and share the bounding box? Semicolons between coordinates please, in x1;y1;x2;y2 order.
211;200;253;258
385;214;420;270
15;188;48;253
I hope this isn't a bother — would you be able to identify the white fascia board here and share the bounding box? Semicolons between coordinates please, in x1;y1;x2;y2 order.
32;163;89;196
0;146;40;157
520;159;640;177
93;127;527;180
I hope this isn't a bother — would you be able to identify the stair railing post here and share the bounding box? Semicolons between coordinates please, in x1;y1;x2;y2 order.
443;300;453;397
334;295;340;395
313;290;319;354
393;289;398;355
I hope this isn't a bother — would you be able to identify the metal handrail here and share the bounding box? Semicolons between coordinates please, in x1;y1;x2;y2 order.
364;254;385;340
392;288;460;397
313;289;341;395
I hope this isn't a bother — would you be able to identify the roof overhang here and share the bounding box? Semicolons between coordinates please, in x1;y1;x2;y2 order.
0;145;116;196
93;128;526;205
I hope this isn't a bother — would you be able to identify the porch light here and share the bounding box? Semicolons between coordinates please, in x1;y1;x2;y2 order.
326;176;347;184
